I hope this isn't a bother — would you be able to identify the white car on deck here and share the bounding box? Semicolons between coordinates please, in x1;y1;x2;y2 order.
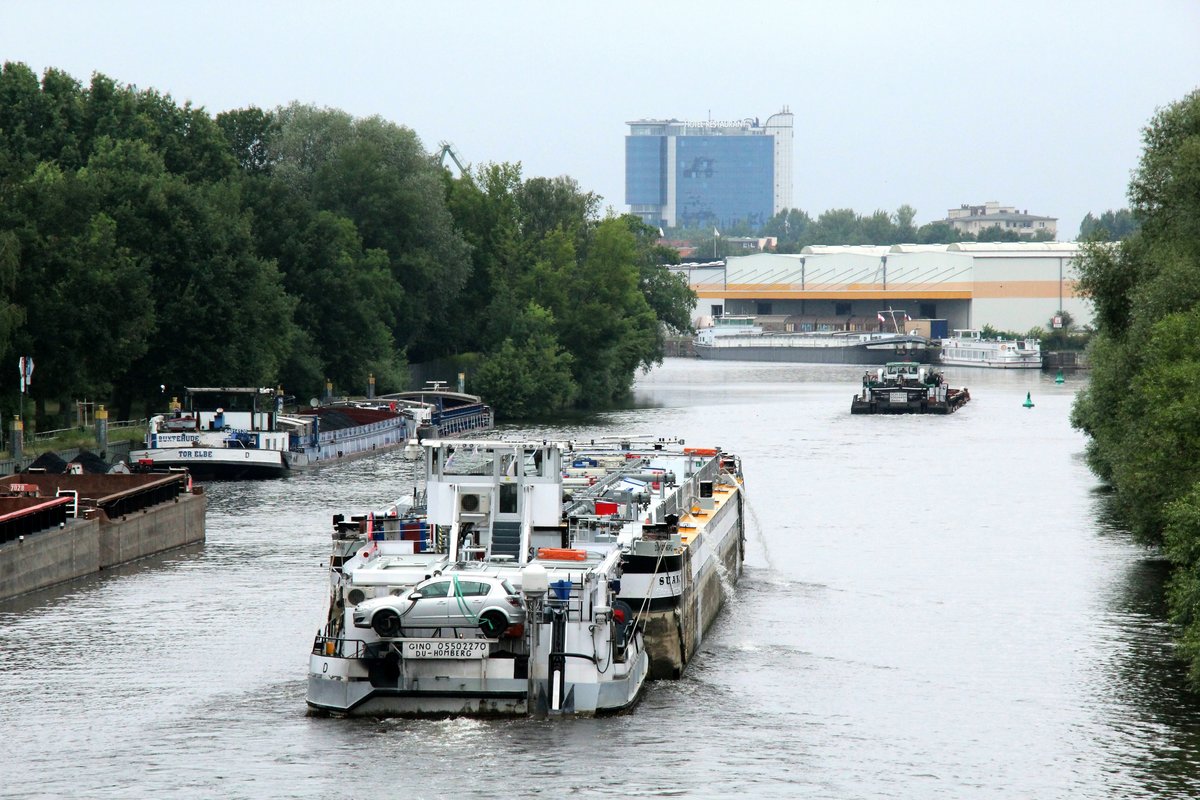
352;573;526;638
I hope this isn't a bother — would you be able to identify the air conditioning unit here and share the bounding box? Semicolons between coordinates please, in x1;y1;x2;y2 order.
459;492;490;514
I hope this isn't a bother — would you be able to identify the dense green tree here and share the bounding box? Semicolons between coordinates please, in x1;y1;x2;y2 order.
915;221;966;244
262;104;471;362
441;162;524;353
215;107;277;175
1079;209;1140;241
0;61;700;425
858;210;895;245
622;215;693;335
1070;89;1200;685
893;204;918;242
810;208;862;245
471;303;576;418
0;232;26;366
285;211;405;391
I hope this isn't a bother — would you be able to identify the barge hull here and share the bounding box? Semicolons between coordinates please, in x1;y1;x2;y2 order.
696;345;929;365
0;475;205;601
630;480;744;679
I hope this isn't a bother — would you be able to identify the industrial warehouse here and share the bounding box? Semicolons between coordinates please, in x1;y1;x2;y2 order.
673;241;1088;334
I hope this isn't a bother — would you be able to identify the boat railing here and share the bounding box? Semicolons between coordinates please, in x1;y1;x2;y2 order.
655;458;720;522
543;578;589;620
312;634;374;659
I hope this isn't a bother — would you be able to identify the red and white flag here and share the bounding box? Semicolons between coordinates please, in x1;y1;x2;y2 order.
877;313;885;323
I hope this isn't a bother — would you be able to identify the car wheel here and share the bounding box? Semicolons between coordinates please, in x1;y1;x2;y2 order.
372;608;403;638
479;610;507;638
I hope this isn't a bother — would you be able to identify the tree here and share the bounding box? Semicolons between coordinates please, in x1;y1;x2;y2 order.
893;204;918;242
809;208;862;245
1070;89;1200;685
471;303;575;418
1079;209;1140;242
262;104;471;362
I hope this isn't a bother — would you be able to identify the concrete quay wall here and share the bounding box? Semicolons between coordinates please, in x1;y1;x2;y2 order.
0;491;206;601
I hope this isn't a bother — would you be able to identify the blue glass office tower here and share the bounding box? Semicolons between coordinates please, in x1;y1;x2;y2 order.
625;109;793;231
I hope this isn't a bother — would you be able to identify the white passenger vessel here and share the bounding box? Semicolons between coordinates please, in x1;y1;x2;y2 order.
938;329;1043;369
306;437;745;717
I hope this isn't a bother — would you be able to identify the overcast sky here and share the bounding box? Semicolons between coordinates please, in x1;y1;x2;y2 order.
3;1;1198;237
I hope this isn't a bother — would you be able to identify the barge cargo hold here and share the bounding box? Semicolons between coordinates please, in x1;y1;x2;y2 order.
0;471;205;601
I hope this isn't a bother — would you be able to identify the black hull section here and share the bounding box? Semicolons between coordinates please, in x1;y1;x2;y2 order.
695;343;930;365
148;460;288;480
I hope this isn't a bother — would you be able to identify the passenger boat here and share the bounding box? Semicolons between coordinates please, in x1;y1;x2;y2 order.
695;312;930;364
128;385;493;480
938;329;1043;369
850;362;970;414
306;436;745;717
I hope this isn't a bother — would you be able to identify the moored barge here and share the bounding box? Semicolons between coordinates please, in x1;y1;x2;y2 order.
0;471;204;601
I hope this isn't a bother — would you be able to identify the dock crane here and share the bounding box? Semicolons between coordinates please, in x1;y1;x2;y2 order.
437;141;468;176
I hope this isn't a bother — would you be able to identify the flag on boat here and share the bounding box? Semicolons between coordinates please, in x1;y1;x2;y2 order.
905;313;912;321
877;313;885;323
713;227;720;237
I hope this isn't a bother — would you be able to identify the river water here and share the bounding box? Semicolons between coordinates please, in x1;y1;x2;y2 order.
3;358;1200;799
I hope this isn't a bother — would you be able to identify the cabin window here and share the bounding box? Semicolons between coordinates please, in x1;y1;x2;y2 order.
524;448;546;477
443;447;492;475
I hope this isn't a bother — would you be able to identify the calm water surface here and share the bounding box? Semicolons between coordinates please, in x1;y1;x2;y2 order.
3;358;1200;799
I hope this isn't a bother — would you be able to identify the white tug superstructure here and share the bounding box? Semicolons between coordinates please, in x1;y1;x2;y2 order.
306;437;745;718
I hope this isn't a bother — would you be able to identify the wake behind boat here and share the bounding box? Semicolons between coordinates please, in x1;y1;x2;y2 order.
695;311;930;364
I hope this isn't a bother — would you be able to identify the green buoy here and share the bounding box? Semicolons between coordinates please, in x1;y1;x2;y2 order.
1023;392;1035;408
1055;370;1065;384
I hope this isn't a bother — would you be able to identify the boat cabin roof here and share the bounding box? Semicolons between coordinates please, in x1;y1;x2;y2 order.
185;387;275;395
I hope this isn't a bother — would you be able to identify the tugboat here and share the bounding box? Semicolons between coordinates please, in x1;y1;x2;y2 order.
306;436;746;717
850;362;970;414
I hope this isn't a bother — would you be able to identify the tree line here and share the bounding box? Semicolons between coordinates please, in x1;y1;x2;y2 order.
0;63;694;424
1070;89;1200;686
670;205;1143;258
